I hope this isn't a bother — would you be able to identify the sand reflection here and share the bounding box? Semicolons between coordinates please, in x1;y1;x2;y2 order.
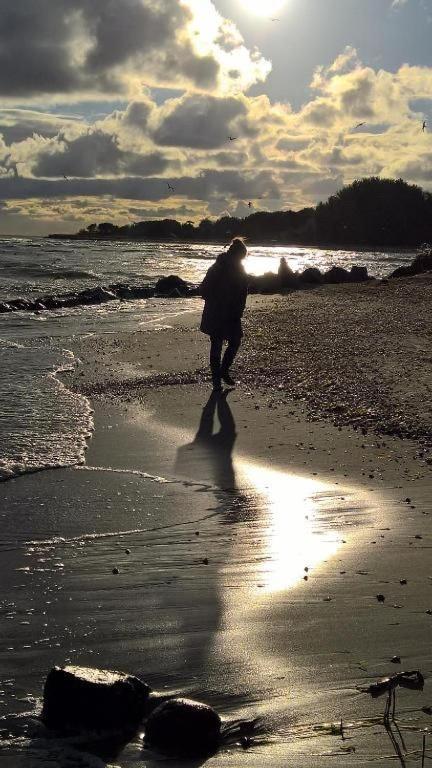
238;462;341;593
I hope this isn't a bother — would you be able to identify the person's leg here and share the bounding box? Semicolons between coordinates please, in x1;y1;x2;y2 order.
209;335;223;388
221;334;241;383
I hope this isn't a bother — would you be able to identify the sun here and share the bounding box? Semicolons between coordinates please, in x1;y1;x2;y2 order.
240;0;285;17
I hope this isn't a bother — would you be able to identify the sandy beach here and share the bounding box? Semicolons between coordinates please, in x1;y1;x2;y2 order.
1;276;432;767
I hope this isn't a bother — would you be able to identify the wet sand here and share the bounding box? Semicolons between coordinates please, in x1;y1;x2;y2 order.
1;283;432;767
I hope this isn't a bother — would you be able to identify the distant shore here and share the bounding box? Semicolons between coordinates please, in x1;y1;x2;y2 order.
47;231;419;253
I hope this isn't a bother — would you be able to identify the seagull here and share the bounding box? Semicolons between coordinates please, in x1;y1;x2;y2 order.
63;174;69;180
228;136;237;142
167;182;175;192
422;121;427;132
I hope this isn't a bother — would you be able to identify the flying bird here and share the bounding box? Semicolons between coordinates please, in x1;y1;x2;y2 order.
422;121;427;132
228;136;238;142
63;174;69;180
354;122;366;129
167;182;175;192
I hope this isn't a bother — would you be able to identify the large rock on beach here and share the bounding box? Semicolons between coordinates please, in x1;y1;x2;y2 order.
42;665;151;731
350;265;369;282
390;248;432;278
323;265;351;283
299;266;323;284
155;275;189;297
248;272;280;294
144;697;222;757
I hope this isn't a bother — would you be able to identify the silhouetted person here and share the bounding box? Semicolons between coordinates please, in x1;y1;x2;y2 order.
200;238;248;390
278;256;295;289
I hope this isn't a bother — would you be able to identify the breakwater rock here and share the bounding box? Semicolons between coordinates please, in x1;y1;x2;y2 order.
0;256;398;316
390;246;432;278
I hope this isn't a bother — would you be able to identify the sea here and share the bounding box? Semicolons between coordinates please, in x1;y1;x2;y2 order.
0;237;416;483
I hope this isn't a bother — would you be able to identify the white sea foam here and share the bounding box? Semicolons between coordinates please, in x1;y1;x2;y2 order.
0;344;94;482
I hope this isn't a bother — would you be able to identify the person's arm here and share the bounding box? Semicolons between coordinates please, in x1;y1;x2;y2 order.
200;265;217;299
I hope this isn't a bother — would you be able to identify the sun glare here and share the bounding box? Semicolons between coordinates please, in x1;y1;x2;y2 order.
240;0;285;17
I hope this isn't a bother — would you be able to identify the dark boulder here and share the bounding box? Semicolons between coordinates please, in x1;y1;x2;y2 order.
350;265;369;282
299;267;323;285
154;275;189;297
323;266;351;283
78;287;118;305
248;272;280;294
390;248;432;278
144;697;221;757
42;665;151;732
0;302;11;313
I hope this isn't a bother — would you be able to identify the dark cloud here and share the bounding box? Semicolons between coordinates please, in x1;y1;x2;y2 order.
33;130;168;178
302;100;338;127
340;73;376;118
0;0;219;99
0;168;279;202
153;95;246;149
122;100;153;130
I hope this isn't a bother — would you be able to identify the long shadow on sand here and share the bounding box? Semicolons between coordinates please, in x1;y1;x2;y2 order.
175;390;237;491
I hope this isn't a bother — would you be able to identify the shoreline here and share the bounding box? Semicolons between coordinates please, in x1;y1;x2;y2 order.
1;284;432;766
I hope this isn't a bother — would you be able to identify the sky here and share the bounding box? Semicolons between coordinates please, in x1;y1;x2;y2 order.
0;0;431;235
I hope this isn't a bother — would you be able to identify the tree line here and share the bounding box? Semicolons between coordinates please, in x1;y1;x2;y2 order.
66;177;432;247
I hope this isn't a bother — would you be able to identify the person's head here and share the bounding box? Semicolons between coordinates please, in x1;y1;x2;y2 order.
227;237;247;261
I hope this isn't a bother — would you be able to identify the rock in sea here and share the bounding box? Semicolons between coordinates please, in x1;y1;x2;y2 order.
154;275;189;297
144;697;222;757
42;665;151;731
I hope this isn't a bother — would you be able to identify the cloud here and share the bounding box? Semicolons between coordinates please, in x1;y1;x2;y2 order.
33;129;169;178
152;94;247;149
0;0;270;103
2;45;432;233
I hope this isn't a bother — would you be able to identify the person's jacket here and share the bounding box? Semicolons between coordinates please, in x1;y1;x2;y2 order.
199;252;248;339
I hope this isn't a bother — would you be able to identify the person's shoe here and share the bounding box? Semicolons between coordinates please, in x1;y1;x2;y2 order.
221;370;236;386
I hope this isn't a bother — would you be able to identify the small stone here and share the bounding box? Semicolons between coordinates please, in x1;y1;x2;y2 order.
125;549;131;555
376;594;385;603
391;656;401;664
112;567;119;575
400;579;407;585
202;558;209;565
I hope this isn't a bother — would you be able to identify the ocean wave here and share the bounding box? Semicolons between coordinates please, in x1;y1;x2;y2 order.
0;262;101;280
0;346;94;483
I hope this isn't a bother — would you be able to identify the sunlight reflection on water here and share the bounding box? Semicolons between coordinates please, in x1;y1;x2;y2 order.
239;462;341;593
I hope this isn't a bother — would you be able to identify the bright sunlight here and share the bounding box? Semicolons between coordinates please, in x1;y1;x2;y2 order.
239;0;286;17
